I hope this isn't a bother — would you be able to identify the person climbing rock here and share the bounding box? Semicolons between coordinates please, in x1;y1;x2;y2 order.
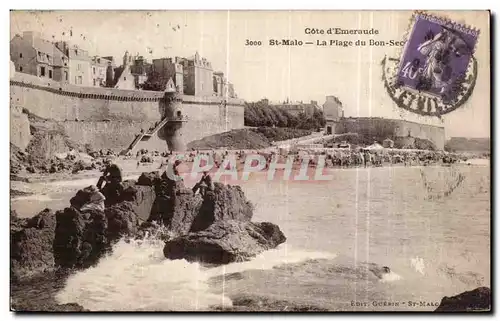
192;171;214;196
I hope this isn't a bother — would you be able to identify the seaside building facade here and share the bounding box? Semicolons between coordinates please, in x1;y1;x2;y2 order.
55;41;92;86
10;31;69;83
130;55;152;89
11;32;238;99
151;57;184;93
91;56;112;87
177;52;213;97
150;52;237;98
323;95;344;134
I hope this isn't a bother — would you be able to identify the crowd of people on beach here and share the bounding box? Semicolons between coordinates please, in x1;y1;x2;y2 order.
85;139;490;192
124;147;482;172
56;143;488;214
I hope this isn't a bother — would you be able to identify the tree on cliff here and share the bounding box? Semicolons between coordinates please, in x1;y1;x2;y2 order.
295;109;326;131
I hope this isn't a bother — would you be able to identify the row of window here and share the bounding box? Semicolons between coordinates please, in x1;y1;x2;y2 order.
38;66;69;81
18;51;52;62
19;62;87;82
18;52;106;73
19;52;68;66
37;51;52;63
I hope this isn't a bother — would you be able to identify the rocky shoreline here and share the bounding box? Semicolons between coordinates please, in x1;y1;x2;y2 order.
435;287;491;312
11;171;287;311
10;170;490;312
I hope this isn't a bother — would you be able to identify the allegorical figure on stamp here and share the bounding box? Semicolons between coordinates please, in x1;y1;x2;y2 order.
417;28;470;94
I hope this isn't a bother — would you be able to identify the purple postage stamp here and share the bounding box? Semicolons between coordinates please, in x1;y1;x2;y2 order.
396;12;479;102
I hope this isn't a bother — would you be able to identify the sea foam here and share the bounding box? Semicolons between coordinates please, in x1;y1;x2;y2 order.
55;234;336;311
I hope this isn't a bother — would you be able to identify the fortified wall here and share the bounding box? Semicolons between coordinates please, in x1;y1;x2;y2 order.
334;117;445;150
10;72;245;152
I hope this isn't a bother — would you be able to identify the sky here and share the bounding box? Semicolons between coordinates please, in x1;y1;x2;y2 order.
10;10;490;138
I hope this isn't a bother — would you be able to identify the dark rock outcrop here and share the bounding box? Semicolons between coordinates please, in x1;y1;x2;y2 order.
147;175;254;235
52;180;154;268
105;201;140;242
53;201;146;268
17;178;145;270
120;184;156;223
148;176;203;235
137;171;160;186
13;171;275;276
435;287;491;312
190;182;253;232
11;209;56;280
163;220;286;264
53;207;108;269
27;208;56;229
101;182;125;207
69;186;93;210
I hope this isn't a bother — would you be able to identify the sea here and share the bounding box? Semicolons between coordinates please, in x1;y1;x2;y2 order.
10;162;490;311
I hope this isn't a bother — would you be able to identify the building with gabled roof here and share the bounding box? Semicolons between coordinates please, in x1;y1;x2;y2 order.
10;31;69;83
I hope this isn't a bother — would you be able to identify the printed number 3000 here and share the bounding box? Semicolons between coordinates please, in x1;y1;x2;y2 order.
400;61;423;80
245;39;262;46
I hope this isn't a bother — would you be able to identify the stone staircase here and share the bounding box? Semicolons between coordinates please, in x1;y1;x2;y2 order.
120;117;172;155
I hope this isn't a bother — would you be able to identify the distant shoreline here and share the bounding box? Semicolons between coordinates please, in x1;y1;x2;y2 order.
10;156;489;187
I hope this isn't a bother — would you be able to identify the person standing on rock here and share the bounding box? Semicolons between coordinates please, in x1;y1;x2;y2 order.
192;171;214;197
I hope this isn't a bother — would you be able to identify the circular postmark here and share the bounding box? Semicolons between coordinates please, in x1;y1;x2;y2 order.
382;11;480;117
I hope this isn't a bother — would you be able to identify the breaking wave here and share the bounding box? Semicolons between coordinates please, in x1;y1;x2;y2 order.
55;233;336;311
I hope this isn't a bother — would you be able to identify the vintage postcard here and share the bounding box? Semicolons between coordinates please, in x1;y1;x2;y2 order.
9;10;490;312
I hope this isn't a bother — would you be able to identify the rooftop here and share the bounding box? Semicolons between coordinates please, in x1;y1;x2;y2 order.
14;33;68;66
